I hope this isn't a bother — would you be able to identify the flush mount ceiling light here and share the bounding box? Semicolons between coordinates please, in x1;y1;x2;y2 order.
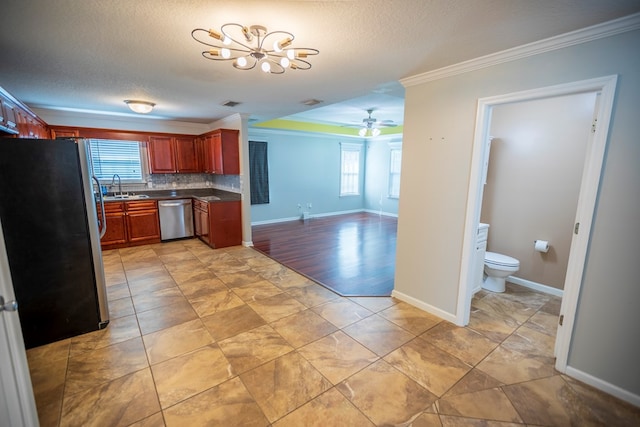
191;24;319;74
124;100;155;114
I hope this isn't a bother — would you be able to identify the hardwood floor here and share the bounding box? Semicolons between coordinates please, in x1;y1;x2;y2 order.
252;212;397;296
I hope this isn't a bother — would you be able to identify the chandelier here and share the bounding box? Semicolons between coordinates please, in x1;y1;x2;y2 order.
191;24;319;74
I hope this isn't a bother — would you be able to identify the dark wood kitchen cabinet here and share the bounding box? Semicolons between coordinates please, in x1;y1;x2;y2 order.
149;136;200;173
125;200;161;244
201;129;239;175
99;202;127;249
100;200;160;249
194;199;241;248
193;199;210;244
0;97;18;134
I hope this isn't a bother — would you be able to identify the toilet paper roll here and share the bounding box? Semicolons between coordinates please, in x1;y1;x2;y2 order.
534;240;550;253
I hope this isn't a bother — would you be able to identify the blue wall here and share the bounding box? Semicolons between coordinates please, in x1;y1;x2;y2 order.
364;138;401;215
248;129;400;224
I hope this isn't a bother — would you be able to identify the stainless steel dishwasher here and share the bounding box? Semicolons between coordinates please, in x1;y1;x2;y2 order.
158;199;194;241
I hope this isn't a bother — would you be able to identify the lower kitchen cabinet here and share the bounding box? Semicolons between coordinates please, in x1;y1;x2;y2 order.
194;200;241;248
100;202;127;248
100;200;160;249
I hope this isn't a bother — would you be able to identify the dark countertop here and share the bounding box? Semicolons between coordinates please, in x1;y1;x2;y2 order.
105;188;241;203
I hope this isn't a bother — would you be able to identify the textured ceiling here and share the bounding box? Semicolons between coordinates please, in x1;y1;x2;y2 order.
1;0;639;130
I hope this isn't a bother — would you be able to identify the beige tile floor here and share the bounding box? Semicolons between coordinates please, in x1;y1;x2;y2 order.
26;239;640;426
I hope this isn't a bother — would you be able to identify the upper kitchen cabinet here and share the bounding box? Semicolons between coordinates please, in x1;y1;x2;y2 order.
50;128;80;139
148;135;200;174
174;136;200;173
0;97;18;135
202;129;239;175
0;86;49;138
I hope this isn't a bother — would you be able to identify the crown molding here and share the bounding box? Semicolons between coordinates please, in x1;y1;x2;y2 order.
401;12;640;87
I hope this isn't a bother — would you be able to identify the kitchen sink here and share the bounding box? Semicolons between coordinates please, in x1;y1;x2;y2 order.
103;194;150;201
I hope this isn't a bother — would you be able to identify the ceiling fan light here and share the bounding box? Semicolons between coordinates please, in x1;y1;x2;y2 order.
222;35;232;45
236;56;248;67
372;128;381;137
280;57;290;68
261;61;271;73
124;100;155;114
221;48;231;59
359;128;367;137
286;49;295;60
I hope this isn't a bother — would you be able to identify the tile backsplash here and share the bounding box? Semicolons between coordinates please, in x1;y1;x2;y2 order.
107;173;241;194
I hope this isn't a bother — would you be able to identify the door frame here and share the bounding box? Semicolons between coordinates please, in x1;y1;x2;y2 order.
455;75;618;373
0;218;39;426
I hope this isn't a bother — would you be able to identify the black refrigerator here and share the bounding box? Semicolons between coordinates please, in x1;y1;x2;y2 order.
0;138;109;349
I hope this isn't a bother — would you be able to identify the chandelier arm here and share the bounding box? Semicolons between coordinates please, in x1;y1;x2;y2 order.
290;58;313;70
263;58;286;74
233;56;258;70
220;23;258;52
259;30;295;50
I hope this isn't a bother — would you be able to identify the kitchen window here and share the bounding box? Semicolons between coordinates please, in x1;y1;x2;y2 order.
89;139;145;182
340;142;362;196
388;142;402;198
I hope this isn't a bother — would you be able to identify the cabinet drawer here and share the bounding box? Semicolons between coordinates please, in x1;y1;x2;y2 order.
101;201;125;213
125;200;158;211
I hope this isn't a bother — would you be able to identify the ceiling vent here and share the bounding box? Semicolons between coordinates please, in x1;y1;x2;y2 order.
302;99;323;106
222;100;241;107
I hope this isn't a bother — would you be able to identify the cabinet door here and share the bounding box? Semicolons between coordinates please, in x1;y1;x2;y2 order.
200;207;210;244
219;129;240;174
208;201;241;248
101;212;128;247
99;202;127;248
175;137;199;173
51;128;79;139
126;209;161;243
193;204;202;237
0;99;18;133
211;132;223;174
148;136;176;173
202;134;215;173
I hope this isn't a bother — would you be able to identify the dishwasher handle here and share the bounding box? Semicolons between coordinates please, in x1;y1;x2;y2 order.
159;200;192;207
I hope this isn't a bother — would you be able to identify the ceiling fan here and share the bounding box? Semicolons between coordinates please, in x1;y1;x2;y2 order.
355;109;397;137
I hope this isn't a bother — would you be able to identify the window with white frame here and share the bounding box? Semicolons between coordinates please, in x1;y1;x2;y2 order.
89;139;145;182
388;142;402;198
340;142;362;196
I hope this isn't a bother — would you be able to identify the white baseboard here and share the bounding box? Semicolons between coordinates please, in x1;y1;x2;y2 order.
507;276;564;297
565;366;640;408
363;209;399;218
242;240;253;247
251;208;393;226
391;290;457;324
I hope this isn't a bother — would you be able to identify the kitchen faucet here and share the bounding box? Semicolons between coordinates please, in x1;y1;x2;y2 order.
110;174;122;196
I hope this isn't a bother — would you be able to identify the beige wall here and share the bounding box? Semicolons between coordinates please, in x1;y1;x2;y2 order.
480;93;596;289
395;28;640;396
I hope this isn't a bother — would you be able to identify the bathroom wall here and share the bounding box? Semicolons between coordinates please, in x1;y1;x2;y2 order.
480;93;596;290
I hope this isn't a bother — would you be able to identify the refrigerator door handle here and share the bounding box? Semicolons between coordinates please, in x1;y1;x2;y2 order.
92;175;107;238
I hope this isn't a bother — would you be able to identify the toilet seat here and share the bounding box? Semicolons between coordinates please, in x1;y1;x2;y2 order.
485;251;519;268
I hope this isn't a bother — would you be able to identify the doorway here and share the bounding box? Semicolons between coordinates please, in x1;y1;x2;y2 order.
456;75;618;373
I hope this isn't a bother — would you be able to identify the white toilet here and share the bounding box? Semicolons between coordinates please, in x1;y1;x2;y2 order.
483;251;520;293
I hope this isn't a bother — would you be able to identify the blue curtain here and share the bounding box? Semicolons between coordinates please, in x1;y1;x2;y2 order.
249;140;269;205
